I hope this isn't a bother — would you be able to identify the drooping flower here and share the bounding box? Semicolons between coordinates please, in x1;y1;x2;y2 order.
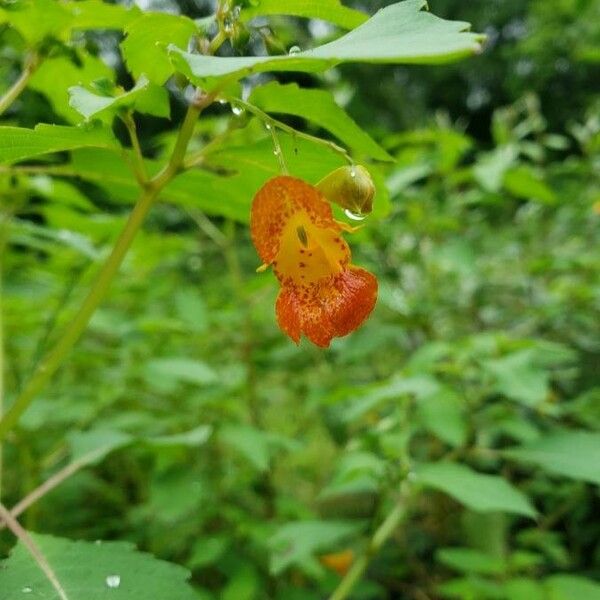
250;175;378;348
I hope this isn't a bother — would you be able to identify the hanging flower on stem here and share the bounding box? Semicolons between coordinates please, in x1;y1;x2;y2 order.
251;175;378;348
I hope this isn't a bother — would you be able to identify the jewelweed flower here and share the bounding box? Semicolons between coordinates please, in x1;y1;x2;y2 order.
251;175;377;348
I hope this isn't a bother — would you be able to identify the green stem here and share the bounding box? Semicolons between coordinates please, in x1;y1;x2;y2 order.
328;483;412;600
229;97;353;164
0;53;39;117
122;111;148;185
0;93;214;440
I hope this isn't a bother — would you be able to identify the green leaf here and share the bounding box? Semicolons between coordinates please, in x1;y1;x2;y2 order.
67;428;133;464
0;533;198;600
416;462;537;518
29;53;115;123
241;0;368;30
437;547;505;575
146;425;213;448
69;75;170;120
169;0;484;89
0;123;118;165
3;0;73;44
144;357;219;388
503;165;557;204
417;387;467;447
483;349;549;407
473;145;517;192
69;0;141;30
248;81;392;161
219;424;272;472
504;431;600;485
121;12;198;84
545;575;600;600
269;520;362;574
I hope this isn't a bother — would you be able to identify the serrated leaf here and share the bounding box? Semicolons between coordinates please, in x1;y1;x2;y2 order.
416;462;537;518
241;0;368;30
248;81;392;161
0;123;119;165
0;533;198;600
269;520;363;574
504;431;600;485
169;0;484;89
29;53;115;123
121;12;198;84
69;75;170;120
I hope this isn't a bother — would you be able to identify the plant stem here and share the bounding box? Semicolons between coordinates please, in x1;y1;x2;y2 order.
0;53;39;116
328;483;412;600
122;111;148;185
229;97;353;164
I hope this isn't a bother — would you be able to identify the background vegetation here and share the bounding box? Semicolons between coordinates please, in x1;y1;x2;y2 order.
0;1;599;599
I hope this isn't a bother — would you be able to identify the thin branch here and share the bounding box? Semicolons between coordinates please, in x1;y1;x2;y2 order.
228;97;353;164
122;111;148;185
0;53;39;117
0;503;69;600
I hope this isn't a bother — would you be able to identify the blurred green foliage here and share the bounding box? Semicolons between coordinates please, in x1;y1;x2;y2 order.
0;0;599;599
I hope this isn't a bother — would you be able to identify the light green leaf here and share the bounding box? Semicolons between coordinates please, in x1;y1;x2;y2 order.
269;520;362;574
29;53;115;123
483;349;549;407
248;81;392;161
219;424;271;472
241;0;368;30
503;578;545;600
169;0;484;89
0;123;119;165
416;462;537;518
144;357;219;388
69;75;170;120
437;547;505;575
121;12;198;84
503;165;557;204
0;533;197;600
504;431;600;485
545;575;600;600
67;428;133;464
417;388;467;447
146;425;213;448
473;144;517;192
70;0;141;30
3;0;73;44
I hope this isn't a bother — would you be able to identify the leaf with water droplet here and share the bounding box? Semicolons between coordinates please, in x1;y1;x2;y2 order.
105;575;121;589
288;45;301;55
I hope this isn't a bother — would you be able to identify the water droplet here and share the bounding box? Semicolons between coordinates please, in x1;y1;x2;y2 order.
106;575;121;589
350;168;356;178
22;587;33;594
344;208;366;221
265;123;272;130
218;98;227;105
231;105;243;116
288;45;301;55
273;149;280;156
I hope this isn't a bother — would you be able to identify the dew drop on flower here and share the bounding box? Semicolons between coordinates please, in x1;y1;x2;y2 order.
106;575;121;589
344;208;366;221
288;45;301;55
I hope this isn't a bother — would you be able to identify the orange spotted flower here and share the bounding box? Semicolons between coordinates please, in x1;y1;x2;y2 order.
251;175;377;348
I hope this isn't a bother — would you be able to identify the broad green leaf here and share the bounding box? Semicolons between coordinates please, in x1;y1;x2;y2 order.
545;575;600;600
416;462;537;518
67;428;133;464
146;425;213;448
417;388;467;447
144;357;219;388
437;547;505;575
504;431;600;485
483;349;549;407
0;533;197;600
69;0;141;30
29;53;115;123
219;424;271;472
169;1;484;89
473;144;517;192
248;81;392;161
503;165;557;204
121;12;198;84
241;0;368;30
269;520;363;574
0;123;118;165
3;0;73;44
503;578;545;600
69;75;170;120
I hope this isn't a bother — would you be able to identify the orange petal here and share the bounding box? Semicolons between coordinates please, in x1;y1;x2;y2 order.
251;175;339;265
319;549;355;577
276;266;378;348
